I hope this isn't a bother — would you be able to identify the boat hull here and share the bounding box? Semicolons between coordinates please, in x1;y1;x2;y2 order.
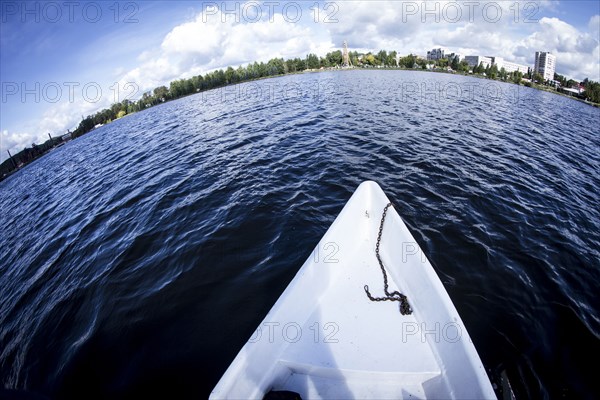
211;181;496;399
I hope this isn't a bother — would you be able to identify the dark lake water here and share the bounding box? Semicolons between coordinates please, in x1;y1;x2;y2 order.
1;70;599;399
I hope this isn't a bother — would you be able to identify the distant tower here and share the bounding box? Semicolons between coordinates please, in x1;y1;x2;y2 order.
7;150;16;168
342;40;352;67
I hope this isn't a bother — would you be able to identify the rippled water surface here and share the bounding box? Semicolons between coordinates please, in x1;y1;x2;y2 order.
1;70;599;399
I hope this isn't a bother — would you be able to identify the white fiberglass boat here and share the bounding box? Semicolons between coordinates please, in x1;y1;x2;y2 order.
211;181;496;399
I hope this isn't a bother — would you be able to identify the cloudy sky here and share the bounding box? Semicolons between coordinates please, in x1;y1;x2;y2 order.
1;0;599;162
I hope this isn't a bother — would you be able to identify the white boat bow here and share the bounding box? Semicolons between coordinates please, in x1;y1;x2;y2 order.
211;181;496;399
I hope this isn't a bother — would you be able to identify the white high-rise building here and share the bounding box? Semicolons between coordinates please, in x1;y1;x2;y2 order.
534;52;556;81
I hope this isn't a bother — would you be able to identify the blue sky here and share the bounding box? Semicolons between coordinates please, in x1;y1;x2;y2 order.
1;1;599;162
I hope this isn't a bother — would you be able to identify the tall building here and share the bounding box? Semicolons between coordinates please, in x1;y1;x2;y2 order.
534;52;556;81
426;48;445;61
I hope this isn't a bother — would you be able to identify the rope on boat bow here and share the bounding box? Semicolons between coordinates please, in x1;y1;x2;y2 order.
364;202;413;315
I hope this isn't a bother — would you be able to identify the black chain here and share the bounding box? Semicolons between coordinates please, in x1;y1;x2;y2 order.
364;202;412;315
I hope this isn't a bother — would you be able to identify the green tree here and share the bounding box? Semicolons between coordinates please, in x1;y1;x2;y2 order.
554;72;567;86
286;59;297;73
95;108;114;124
153;86;168;101
236;66;246;81
511;71;523;85
246;62;258;76
387;51;398;67
307;54;320;69
169;80;185;98
532;72;544;84
474;62;485;74
377;50;388;66
416;59;428;69
192;75;205;91
215;69;226;85
295;57;306;71
110;102;122;116
582;78;600;103
364;53;377;66
75;116;95;137
451;57;459;71
184;78;194;94
499;67;507;81
225;66;236;84
350;51;359;66
399;54;417;68
326;50;342;66
489;64;499;80
267;58;285;75
437;58;449;68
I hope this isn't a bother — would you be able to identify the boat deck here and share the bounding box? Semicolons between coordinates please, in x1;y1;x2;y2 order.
274;242;441;398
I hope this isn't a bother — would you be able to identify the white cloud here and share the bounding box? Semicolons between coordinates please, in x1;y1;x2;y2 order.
520;17;600;79
590;15;600;37
36;98;108;135
1;129;35;158
117;10;334;95
161;14;224;58
1;93;112;163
